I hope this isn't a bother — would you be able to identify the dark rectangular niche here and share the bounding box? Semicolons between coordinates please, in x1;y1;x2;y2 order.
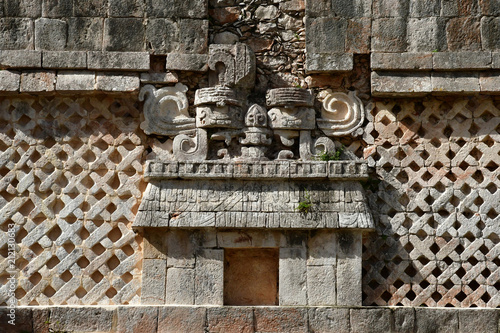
224;248;279;306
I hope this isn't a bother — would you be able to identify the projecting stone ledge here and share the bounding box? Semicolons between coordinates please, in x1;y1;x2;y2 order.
144;160;369;180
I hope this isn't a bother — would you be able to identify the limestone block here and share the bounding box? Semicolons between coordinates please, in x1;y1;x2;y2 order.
35;18;67;51
32;307;50;333
407;17;446;52
166;268;195;305
67;18;104;51
336;231;362;306
331;0;371;17
306;17;347;53
0;50;41;68
158;307;206;333
117;306;158;333
104;18;146;52
140;72;178;84
141;259;166;304
4;0;42;17
308;230;337;266
166;230;195;268
371;53;433;70
166;54;209;71
109;0;144;17
433;52;492;70
441;0;479;16
372;0;409;17
195;249;223;305
307;265;336;305
372;72;431;96
56;71;95;91
279;247;307;306
458;309;499;333
481;17;500;50
306;53;353;73
480;72;500;92
254;308;308;333
178;19;209;54
0;307;33;332
415;308;458;333
146;19;179;54
42;51;87;69
0;18;34;50
346;17;371;54
42;0;73;17
96;73;140;92
308;308;350;333
49;307;115;332
0;70;20;92
371;18;407;52
88;51;150;70
409;0;440;17
431;72;480;93
146;0;207;19
73;0;107;16
446;17;481;51
306;0;331;17
20;71;56;92
207;307;254;333
393;308;415;333
350;308;392;333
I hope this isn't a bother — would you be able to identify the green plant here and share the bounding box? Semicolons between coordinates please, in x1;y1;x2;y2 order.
296;190;313;214
316;145;344;161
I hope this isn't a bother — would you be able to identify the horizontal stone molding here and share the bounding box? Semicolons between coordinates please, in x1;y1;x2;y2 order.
2;306;499;333
305;53;354;73
144;160;369;180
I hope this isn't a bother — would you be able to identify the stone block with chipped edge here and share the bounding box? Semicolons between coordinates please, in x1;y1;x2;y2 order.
141;259;166;305
371;71;432;96
431;72;480;93
336;231;362;306
305;53;353;73
56;71;95;91
371;52;433;70
117;306;158;333
20;71;56;92
433;52;492;70
0;70;20;92
166;53;209;71
96;73;140;92
350;308;392;333
0;50;41;69
140;72;178;84
279;247;307;306
415;308;458;333
165;268;195;305
87;52;150;71
308;308;350;333
42;51;87;69
195;249;224;305
158;307;206;333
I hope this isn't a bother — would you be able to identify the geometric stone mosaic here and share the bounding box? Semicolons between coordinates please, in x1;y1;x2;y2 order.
0;95;145;305
362;98;500;308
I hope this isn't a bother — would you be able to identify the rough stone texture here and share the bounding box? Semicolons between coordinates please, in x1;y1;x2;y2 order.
207;307;254;333
166;54;209;71
415;308;459;333
104;18;146;52
0;18;34;49
371;18;407;52
88;52;150;71
117;306;158;333
0;70;20;91
306;17;347;53
95;73;140;92
56;71;96;91
4;0;42;18
479;71;500;92
0;50;41;68
306;265;336;305
42;51;87;69
308;308;350;333
306;53;354;73
407;17;446;52
481;16;500;50
109;0;144;18
158;307;206;333
254;307;308;333
336;231;363;306
195;249;224;305
433;52;492;70
446;17;481;51
67;17;104;51
431;72;480;93
42;0;73;17
165;267;195;304
350;308;392;333
49;307;115;332
371;72;432;96
279;247;307;305
141;259;167;305
146;0;207;19
20;70;56;92
34;18;67;51
458;309;500;333
371;53;433;70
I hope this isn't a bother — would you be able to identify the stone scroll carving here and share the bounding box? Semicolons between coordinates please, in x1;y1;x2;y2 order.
139;43;369;163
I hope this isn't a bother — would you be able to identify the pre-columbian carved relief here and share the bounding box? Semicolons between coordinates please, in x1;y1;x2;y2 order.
140;43;367;163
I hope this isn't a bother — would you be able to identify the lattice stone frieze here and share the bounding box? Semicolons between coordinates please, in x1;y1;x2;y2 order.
362;97;500;308
0;95;145;306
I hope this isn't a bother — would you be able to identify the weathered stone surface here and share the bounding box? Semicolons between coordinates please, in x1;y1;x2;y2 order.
254;308;308;333
20;71;56;92
372;0;409;17
345;18;371;53
143;228;167;259
279;247;307;305
88;51;150;70
0;70;20;92
207;307;254;333
479;72;500;92
117;306;158;333
350;308;392;333
481;16;500;50
0;18;34;50
393;308;415;333
35;18;67;51
306;17;347;53
209;7;240;24
195;249;224;305
178;19;209;54
458;309;499;333
371;52;433;70
407;17;446;52
104;18;145;52
0;50;40;68
49;307;115;332
141;259;166;305
140;72;178;84
67;18;104;51
431;72;480;93
74;0;107;17
109;0;144;17
446;17;481;51
166;54;209;71
306;53;353;73
336;231;362;306
56;71;96;91
415;308;459;333
307;265;336;305
32;308;50;333
146;0;207;19
433;52;492;70
441;0;478;16
158;307;206;333
0;307;33;333
255;5;279;20
308;308;350;333
371;72;432;96
371;18;407;52
307;231;337;266
146;18;179;54
96;73;140;92
165;267;195;304
409;0;441;17
42;0;73;17
42;51;87;69
479;0;500;15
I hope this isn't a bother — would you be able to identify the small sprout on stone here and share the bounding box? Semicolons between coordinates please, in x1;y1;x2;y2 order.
316;145;344;161
296;190;313;214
